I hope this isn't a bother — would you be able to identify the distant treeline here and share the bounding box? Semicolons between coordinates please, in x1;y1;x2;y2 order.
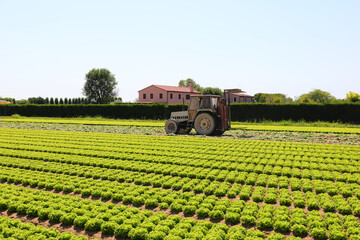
0;97;122;105
0;103;359;123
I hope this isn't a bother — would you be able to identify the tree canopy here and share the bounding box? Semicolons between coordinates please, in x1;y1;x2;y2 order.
83;68;118;104
178;78;203;92
178;79;223;96
28;97;46;104
202;87;223;96
345;91;360;102
254;93;293;103
296;89;336;103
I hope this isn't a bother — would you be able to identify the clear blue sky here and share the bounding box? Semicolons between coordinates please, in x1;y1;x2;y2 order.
1;0;359;102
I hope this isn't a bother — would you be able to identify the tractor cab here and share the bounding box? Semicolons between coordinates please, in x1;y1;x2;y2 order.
188;95;220;120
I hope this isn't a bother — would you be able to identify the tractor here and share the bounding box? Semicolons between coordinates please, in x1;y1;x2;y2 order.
165;89;243;135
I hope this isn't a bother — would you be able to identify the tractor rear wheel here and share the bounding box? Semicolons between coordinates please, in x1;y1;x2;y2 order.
194;113;216;135
165;120;179;134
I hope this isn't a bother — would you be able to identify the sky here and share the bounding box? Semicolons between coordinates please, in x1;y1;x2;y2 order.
0;0;359;102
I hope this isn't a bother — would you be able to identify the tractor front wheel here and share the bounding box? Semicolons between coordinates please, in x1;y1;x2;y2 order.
165;120;179;134
194;113;216;136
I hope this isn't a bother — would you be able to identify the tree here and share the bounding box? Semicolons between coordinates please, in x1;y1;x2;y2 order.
64;98;68;104
296;89;336;103
59;98;64;104
55;98;59;104
45;97;49;104
202;87;223;96
345;91;360;102
178;78;203;92
16;99;28;104
254;93;292;103
28;97;46;104
50;98;54;104
83;68;118;104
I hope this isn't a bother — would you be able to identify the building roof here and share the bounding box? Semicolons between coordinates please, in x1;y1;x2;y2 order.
231;92;254;97
139;85;201;93
0;100;11;104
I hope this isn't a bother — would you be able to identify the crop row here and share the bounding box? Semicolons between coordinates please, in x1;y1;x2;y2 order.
2;163;360;219
231;124;360;134
1;128;358;162
1;117;165;127
0;130;359;173
2;152;360;201
2;143;360;180
0;215;90;240
2;183;360;240
1;134;360;173
3;117;360;134
2;146;360;195
0;183;307;240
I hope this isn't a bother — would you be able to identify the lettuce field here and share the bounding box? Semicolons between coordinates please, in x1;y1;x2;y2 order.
0;124;360;240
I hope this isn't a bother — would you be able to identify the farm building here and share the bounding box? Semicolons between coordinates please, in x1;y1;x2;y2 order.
230;93;254;103
0;100;11;104
138;84;201;104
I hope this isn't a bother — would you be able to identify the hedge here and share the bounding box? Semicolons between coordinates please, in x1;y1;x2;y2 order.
0;104;182;120
0;103;359;123
230;103;360;123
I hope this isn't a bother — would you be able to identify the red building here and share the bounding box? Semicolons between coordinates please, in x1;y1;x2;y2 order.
230;93;254;103
138;84;201;104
